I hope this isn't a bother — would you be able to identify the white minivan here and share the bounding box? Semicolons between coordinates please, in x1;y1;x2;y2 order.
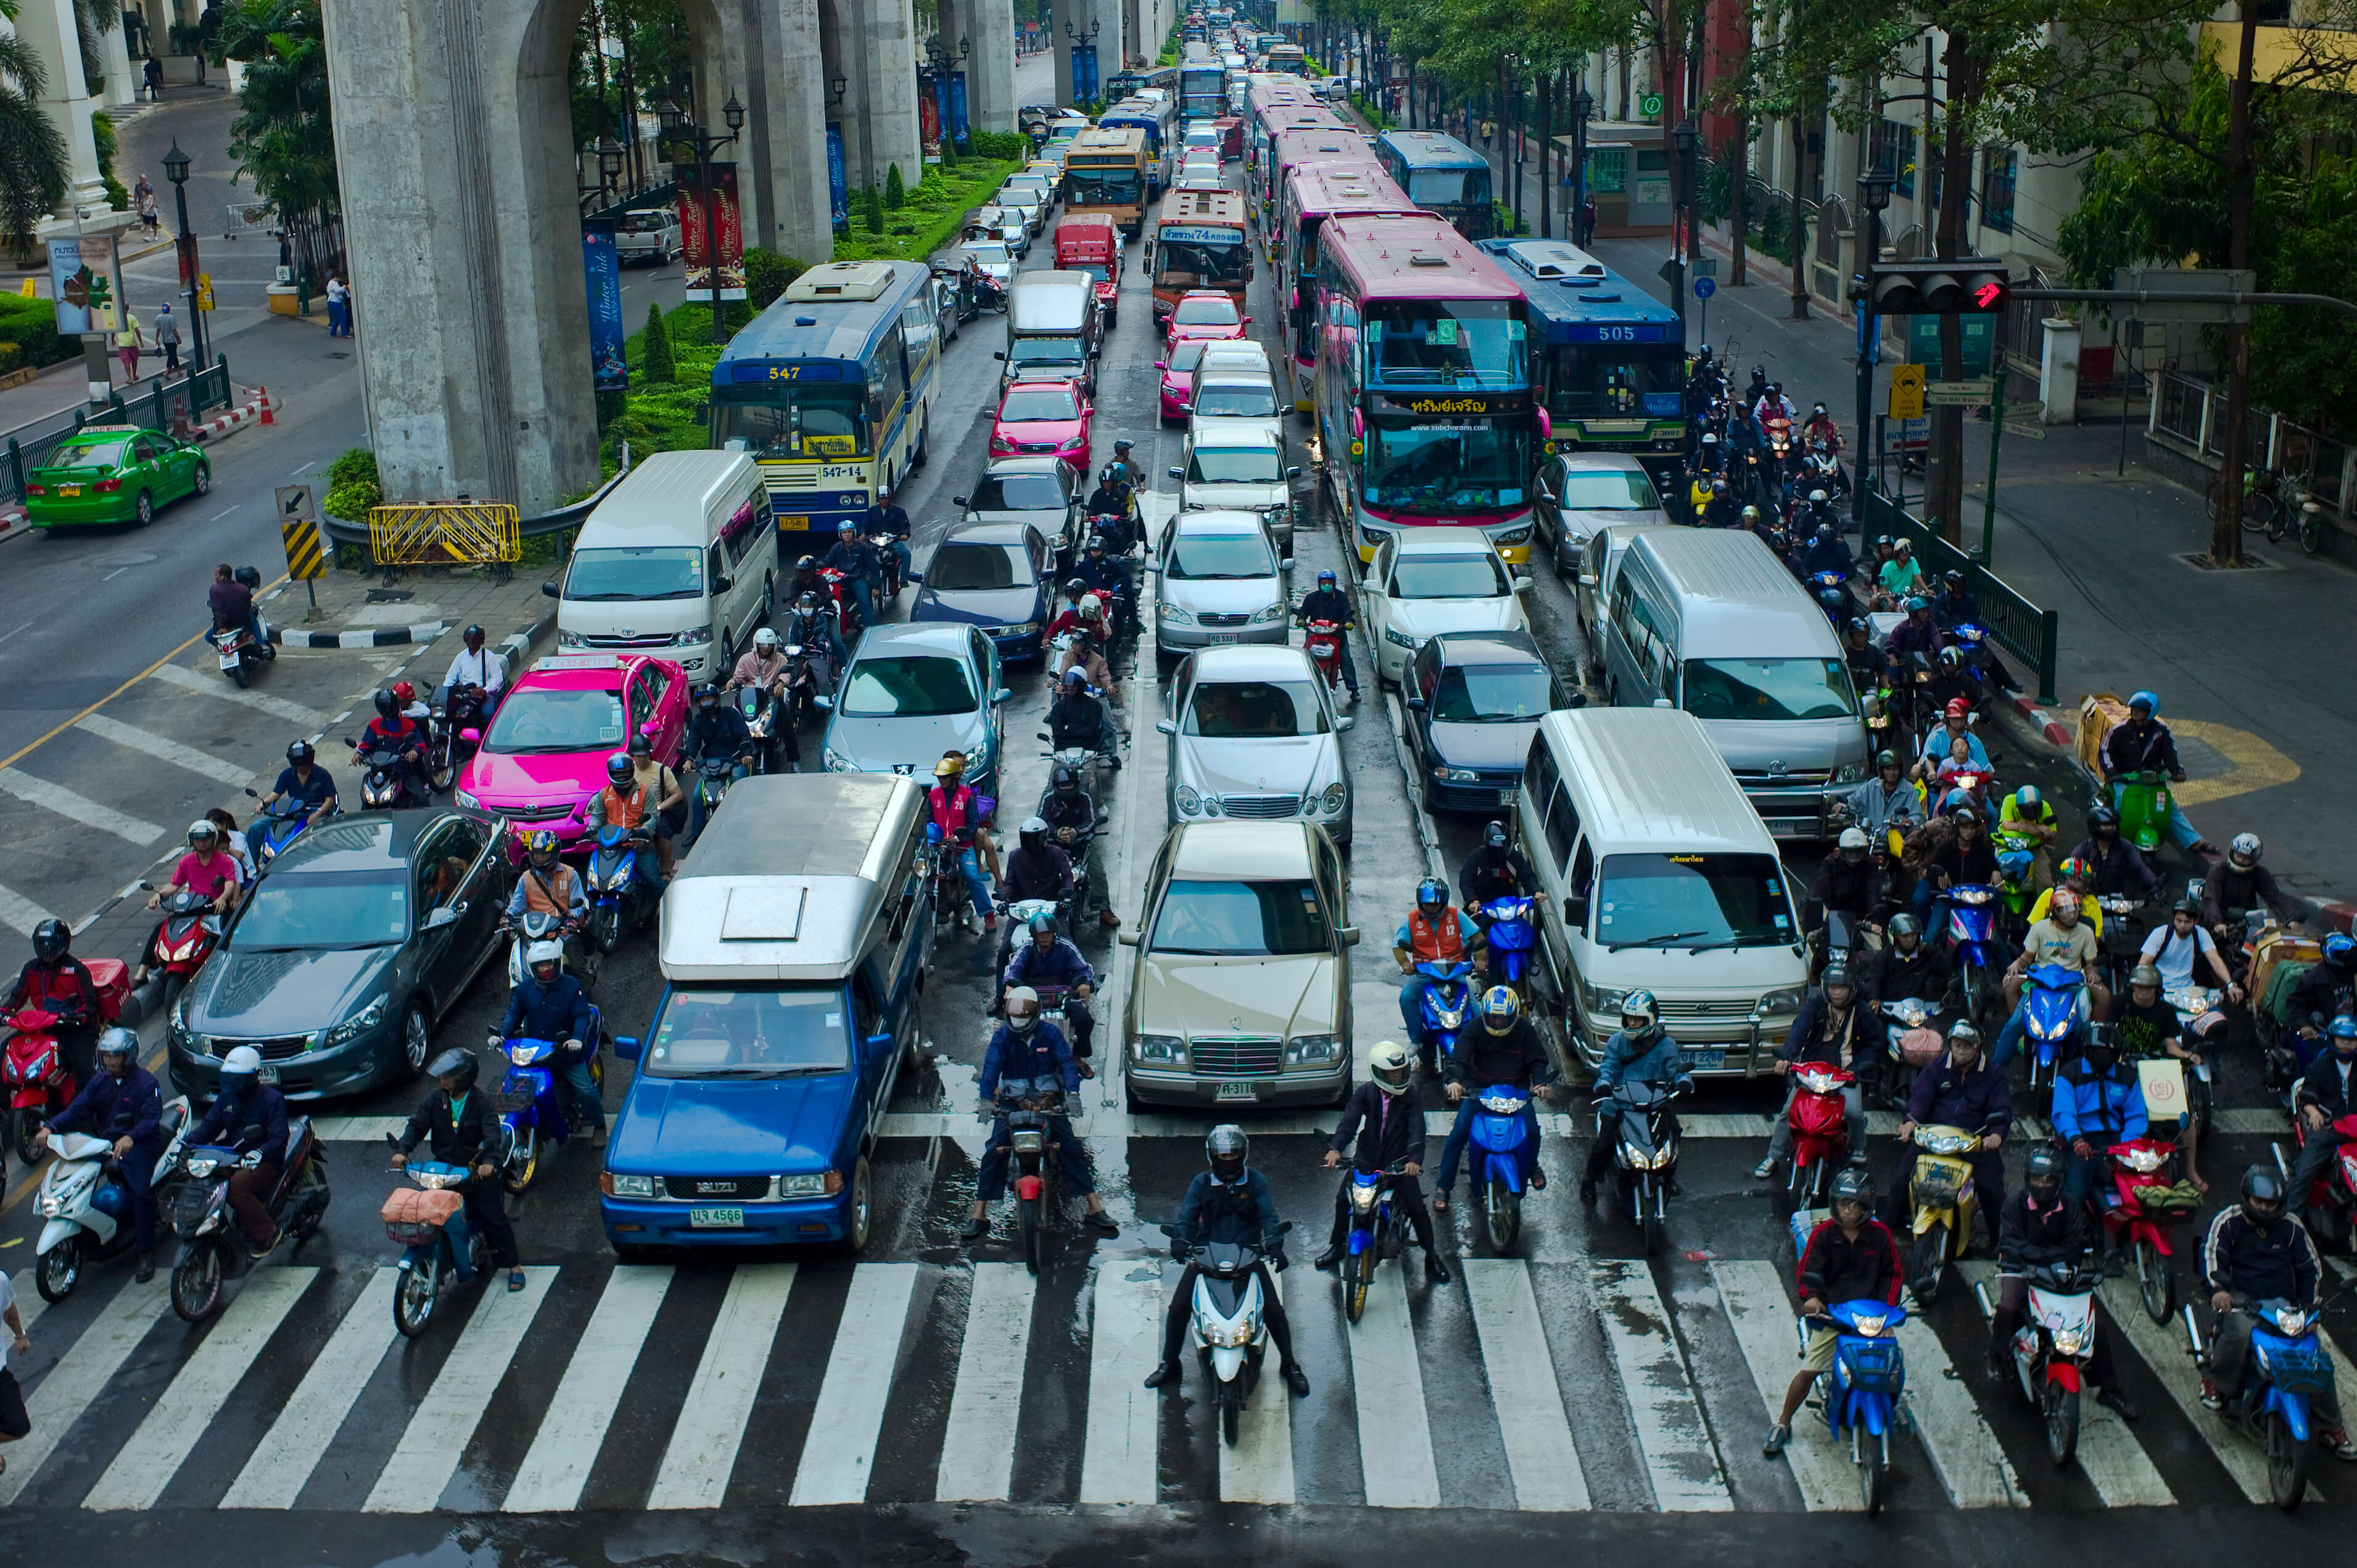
546;450;778;680
1514;707;1809;1079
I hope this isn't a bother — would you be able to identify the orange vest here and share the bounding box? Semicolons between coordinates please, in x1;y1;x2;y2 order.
1407;910;1464;962
519;862;580;917
596;784;647;830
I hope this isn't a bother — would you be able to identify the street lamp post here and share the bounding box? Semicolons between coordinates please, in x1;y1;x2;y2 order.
1852;169;1895;532
1672;117;1698;337
661;94;745;345
1570;84;1593;246
160;139;205;374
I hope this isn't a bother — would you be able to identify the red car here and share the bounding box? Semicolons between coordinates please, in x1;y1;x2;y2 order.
1215;115;1244;161
1163;290;1249;350
1155;339;1212;426
989;376;1094;468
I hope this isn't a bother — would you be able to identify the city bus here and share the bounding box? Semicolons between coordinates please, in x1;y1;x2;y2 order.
709;259;941;548
1278;161;1419;411
1313;213;1540;565
1480;237;1687;472
1265;126;1373;229
1249;104;1350;214
1062;125;1150;237
1099;96;1178;196
1149;188;1252;327
1263;41;1306;73
1181;46;1226;121
1104;64;1176;101
1373;130;1495;240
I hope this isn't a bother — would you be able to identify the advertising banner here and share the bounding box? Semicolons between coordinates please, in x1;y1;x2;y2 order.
48;234;125;335
827;125;850;229
949;72;970;146
581;221;628;392
677;162;747;302
920;75;943;152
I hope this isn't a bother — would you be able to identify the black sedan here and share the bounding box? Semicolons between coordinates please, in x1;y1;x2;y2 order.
1401;630;1582;814
165;811;508;1100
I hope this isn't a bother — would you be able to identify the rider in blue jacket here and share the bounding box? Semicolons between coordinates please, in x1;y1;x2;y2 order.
1581;991;1692;1202
41;1027;165;1279
2051;1026;2147;1217
962;988;1117;1240
495;942;604;1144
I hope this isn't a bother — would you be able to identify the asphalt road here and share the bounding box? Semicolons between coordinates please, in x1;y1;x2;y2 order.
0;141;2338;1558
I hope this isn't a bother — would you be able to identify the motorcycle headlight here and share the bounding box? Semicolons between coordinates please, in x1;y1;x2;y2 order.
1160;602;1197;625
35;1190;65;1218
2279;1310;2311;1337
185;1155;219;1179
1249;603;1286;624
606;1171;654;1199
455;790;481;811
1174;785;1203;817
1350;1182;1378;1209
320;994;390;1049
1382;626;1418;649
1849;1313;1888;1337
823;746;856;773
2048;1327;2087;1357
1318;783;1347;814
1285;1033;1342;1065
1134;1033;1186;1064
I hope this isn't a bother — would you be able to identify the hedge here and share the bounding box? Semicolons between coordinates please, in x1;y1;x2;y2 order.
0;294;76;372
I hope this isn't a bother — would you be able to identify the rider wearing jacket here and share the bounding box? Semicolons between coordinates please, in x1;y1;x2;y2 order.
1756;968;1871;1178
1293;570;1360;698
496;942;603;1144
2051;1027;2147;1211
357;688;428;801
2069;807;2158;899
190;1045;290;1253
1984;1146;2137;1417
1765;1167;1901;1457
1456;820;1538;918
1315;1040;1446;1282
962;987;1118;1240
1002;912;1097;1059
42;1028;163;1278
1146;1126;1307;1396
1884;1021;2011;1226
2198;1166;2356;1455
1038;765;1117;926
1582;992;1692;1201
7;919;103;1085
1434;989;1553;1204
1392;877;1487;1051
394;1047;524;1291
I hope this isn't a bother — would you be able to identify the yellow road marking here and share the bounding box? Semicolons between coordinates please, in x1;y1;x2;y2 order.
2168;718;2301;807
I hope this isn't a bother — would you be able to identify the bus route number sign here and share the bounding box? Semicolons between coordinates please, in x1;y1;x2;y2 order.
1568;324;1670;343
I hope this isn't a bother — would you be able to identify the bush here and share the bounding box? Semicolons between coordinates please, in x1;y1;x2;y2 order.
642;300;675;384
940;139;959;170
864;184;885;234
743;247;805;308
326;447;378;489
969;130;1027;161
324;447;382;519
0;294;72;370
885;164;907;209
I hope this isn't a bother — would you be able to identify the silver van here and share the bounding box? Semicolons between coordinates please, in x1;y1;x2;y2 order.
1598;528;1868;838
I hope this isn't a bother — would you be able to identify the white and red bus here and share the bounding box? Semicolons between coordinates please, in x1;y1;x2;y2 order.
1277;162;1419;412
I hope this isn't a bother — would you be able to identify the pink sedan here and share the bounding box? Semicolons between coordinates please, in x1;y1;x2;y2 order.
1163;290;1249;350
1155;339;1211;426
989;376;1094;468
453;651;688;852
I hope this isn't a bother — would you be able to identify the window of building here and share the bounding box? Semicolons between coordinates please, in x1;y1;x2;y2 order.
1981;147;2017;234
1873;119;1916;199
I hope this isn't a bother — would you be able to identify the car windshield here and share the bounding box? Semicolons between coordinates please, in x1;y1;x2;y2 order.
1007;338;1086;369
1168;530;1274;579
965;242;1010;265
563;545;704;601
1430;661;1552;722
1164;341;1208;377
482;686;626;754
1184;677;1327;735
1173;295;1241;326
1150;877;1330;955
1593;852;1793;950
1680;658;1858;722
969;472;1066;511
231;872;410;950
1192;382;1278;418
1001;386;1081;421
1187;445;1282;483
928;542;1033;591
1390;552;1508;599
57;441;128;469
643;987;851;1078
1556;468;1662;510
841;654;978;717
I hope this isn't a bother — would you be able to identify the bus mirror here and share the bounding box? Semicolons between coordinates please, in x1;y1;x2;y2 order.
1534;407;1553;442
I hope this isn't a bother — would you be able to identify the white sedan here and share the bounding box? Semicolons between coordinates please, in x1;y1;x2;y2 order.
1363;527;1532;685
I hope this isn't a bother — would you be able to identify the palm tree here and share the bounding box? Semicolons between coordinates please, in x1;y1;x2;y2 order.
0;15;70;265
218;0;342;279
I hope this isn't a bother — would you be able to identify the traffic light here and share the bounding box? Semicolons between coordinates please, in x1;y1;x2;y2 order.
1862;260;2011;315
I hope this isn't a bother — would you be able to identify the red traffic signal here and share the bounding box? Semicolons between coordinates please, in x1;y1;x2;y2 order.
1865;260;2012;315
1973;278;2006;310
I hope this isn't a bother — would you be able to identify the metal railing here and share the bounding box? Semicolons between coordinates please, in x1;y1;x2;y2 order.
1865;490;2060;704
318;442;635;551
2150;368;2350;521
0;356;236;506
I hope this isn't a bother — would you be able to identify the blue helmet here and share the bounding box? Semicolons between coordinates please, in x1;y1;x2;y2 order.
2325;933;2356;969
1414;876;1448;909
2331;1016;2357;1049
2129;690;2158;715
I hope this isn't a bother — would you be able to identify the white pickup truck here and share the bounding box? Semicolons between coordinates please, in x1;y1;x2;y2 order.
615;208;681;265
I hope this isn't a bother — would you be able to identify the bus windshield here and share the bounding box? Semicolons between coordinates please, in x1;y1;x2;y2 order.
1155;236;1249;288
712;385;869;459
1546;345;1687;420
1405;165;1492;208
1065;165;1142;205
1361;415;1530;513
1366;300;1525;387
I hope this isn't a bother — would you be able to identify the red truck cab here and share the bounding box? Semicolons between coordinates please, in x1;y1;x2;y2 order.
1053;214;1121;330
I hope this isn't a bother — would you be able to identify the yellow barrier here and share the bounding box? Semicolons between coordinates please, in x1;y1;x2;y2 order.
366;502;521;565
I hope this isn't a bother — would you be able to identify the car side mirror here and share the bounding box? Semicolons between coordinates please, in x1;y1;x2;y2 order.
1243;316;1252;324
994;352;1007;361
1652;697;1673;709
993;687;1012;704
542;580;560;598
1118;929;1140;946
640;720;661;737
1168;466;1184;479
612;1034;643;1062
1564;690;1590;709
1154;361;1168;371
1339;926;1361;946
423;906;459;930
952;495;968;508
865;1031;894;1057
712;575;734;593
1564;894;1589;928
1335;714;1355;731
1404;695;1426;712
1286;465;1302;479
1511;576;1533;593
1156;718;1176;735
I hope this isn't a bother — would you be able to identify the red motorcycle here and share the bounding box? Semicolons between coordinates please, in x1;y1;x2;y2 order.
817;565;864;638
1302;617;1346;693
6;1009;78;1163
1782;1062;1853;1207
150;889;223;1007
2289;1110;2357;1254
2101;1137;2202;1324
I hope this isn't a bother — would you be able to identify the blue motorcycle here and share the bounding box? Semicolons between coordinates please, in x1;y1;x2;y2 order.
381;1142;488;1338
583;823;658;953
2019;960;2087;1089
1944;883;2004;1030
497;1018;601;1195
242;786;319;865
1809;570;1850;622
1811;1298;1909;1514
1411;959;1476;1071
1337;1158;1413;1325
1472;899;1537;997
2187;1297;2338;1511
1465;1083;1535;1253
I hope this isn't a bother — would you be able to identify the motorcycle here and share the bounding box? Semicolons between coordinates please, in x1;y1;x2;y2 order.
693;754;743;831
147;889;221;1008
2017;961;2089;1090
1879;996;1944;1102
996;1077;1066;1275
503;908;591;989
166;1116;331;1322
1471;898;1537;999
429;685;491;793
582;823;658;953
736;685;780;773
2102;1137;2198;1322
1037;731;1116;799
2115;769;2174;856
1807;1299;1909;1515
1976;1260;2096;1469
31;1096;192;1302
207;614;275;690
381;1139;490;1337
818;565;864;638
1302;616;1347;693
347;738;428;811
1409;958;1476;1073
242;786;320;865
1600;1080;1681;1256
2186;1296;2340;1511
498;1025;601;1195
2280;1109;2357;1254
1808;570;1850;622
5;1009;81;1164
1902;1122;1983;1302
1783;1063;1855;1208
920;824;980;935
1161;1218;1292;1445
1993;850;2039;947
1464;1083;1537;1253
1944;883;2005;1031
2163;983;2224;1136
1335;1158;1414;1323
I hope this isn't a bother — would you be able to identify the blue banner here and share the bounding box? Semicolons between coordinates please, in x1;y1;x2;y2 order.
580;220;627;393
826;124;849;229
949;71;970;146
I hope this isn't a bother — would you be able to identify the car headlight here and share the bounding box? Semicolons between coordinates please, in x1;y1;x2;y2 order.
1433;765;1479;783
1134;1033;1186;1063
1493;526;1531;546
320;994;389;1048
1318;783;1348;814
1585;983;1628;1017
1007;621;1041;636
823;746;856;773
1382;625;1418;649
1832;760;1867;785
1160;602;1197;625
1249;603;1286;623
1757;986;1808;1015
557;630;586;648
606;1172;654;1199
1286;1032;1342;1064
455;790;481;811
778;1171;837;1197
964;745;989;774
1174;785;1203;816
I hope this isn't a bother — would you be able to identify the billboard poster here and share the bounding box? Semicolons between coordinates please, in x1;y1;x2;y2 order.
580;220;628;392
827;125;849;229
676;162;746;302
949;72;970;146
48;234;125;335
920;76;943;153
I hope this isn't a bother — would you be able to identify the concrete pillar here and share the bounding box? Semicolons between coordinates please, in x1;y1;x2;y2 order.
678;0;762;249
2039;317;2081;426
743;0;835;262
17;0;110;223
101;16;138;110
966;0;1015;133
857;0;920;194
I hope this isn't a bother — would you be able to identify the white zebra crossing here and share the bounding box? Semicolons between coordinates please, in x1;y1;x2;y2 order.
1590;1257;1732;1511
502;1265;675;1513
1711;1260;1867;1511
1218;1266;1295;1505
364;1266;558;1512
646;1261;796;1509
935;1263;1037;1502
790;1263;919;1505
0;1274;170;1507
1345;1266;1442;1508
220;1268;402;1509
1078;1257;1164;1504
1462;1260;1588;1511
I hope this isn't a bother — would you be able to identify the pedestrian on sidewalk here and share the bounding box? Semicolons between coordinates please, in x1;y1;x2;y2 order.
0;1267;31;1472
139;191;160;239
113;312;143;383
154;303;181;373
142;55;163;101
326;274;351;337
1577;196;1596;246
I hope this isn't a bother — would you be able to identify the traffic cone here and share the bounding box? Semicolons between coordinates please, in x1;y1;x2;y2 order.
257;386;273;425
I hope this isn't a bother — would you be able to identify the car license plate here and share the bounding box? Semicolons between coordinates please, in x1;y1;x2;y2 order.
1495;787;1519;806
57;485;80;497
777;515;809;529
688;1206;744;1229
1208;633;1238;645
1215;1080;1260;1102
1684;1049;1726;1071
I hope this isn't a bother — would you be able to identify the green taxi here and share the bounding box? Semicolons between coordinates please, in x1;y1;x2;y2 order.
25;424;211;529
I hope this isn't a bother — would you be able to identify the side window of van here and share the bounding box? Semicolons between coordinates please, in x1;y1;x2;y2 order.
1525;733;1559;808
1541;778;1580;870
708;540;727;589
1569;838;1595;907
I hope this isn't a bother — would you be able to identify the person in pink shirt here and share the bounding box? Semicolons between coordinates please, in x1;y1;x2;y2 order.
131;820;242;989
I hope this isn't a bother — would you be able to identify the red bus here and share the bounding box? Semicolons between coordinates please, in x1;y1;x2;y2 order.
1277;162;1419;411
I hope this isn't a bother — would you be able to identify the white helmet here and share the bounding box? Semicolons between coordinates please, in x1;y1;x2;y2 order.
753;627;779;650
1080;593;1102;613
188;818;220;843
1838;826;1869;854
220;1044;263;1075
1369;1039;1411;1096
527;939;564;975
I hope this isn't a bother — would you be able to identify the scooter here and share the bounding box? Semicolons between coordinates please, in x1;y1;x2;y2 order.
1471;899;1537;999
1162;1218;1292;1446
1879;995;1944;1102
1783;1063;1854;1207
440;684;492;781
1302;616;1347;694
2186;1296;2339;1511
582;823;658;953
1809;571;1850;622
1410;959;1476;1074
1944;884;2005;1031
2280;1110;2357;1254
347;739;428;810
2018;961;2089;1090
381;1140;489;1337
1600;1080;1681;1256
997;1078;1065;1275
5;1009;81;1165
2115;769;2174;855
242;787;318;865
1038;732;1116;799
2103;1137;2198;1322
1809;1299;1909;1515
1993;851;2039;947
736;685;779;774
1902;1122;1983;1303
1335;1158;1414;1323
166;1116;331;1322
147;889;221;1009
1464;1083;1536;1253
1978;1260;2095;1469
207;612;275;690
497;1023;601;1195
920;823;980;934
693;754;743;831
818;565;865;638
31;1096;192;1302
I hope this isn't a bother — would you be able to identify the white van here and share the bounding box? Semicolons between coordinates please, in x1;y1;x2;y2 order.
1513;708;1809;1079
547;450;779;679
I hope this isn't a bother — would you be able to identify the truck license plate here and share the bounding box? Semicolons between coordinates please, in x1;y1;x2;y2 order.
776;515;809;529
1215;1080;1260;1102
1684;1049;1726;1071
688;1206;744;1229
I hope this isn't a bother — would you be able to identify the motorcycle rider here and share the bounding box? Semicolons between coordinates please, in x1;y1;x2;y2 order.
584;753;667;894
1912;802;1996;937
493;939;605;1147
725;628;803;772
2101;691;2212;854
1984;1145;2140;1418
1843;749;1922;851
1802;400;1841;450
1700;477;1741;530
1046;579;1113;646
2202;833;2310;952
1294;567;1361;699
1754;379;1798;431
6;919;104;1087
1812;828;1884;959
1854;912;1957;1017
392;1047;526;1292
207;561;266;656
1145;1125;1306;1395
2070;806;2158;901
1456;820;1540;925
682;682;759;842
188;1044;288;1256
248;740;339;862
1995;888;2110;1069
1884;1020;2010;1228
1105;437;1145;496
1796;517;1852;580
2287;931;2356;1041
2284;1016;2357;1228
2197;1166;2357;1456
2140;896;2242;1002
1841;619;1886;695
441;623;507;714
781;591;848;691
1052;626;1120;707
1046;665;1118;762
963;986;1118;1240
1999;782;2062;859
2052;1025;2148;1231
36;1026;163;1280
1580;992;1693;1203
993;815;1073;971
1432;988;1554;1210
1764;1166;1902;1458
624;733;687;881
1084;472;1136;549
1754;965;1871;1179
1315;1039;1448;1284
503;828;587;945
1039;764;1118;928
1880;594;1945;672
1072;536;1133;632
2114;962;2216;1189
356;687;429;803
864;487;914;588
820;519;885;633
1004;910;1098;1065
928;753;1001;933
788;553;830;609
135;820;242;992
1877;538;1927;607
1393;876;1488;1059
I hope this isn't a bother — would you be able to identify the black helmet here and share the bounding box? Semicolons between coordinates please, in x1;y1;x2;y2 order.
2024;1144;2064;1200
2081;1022;2120;1068
796;554;817;571
1085;534;1107;553
31;918;68;962
426;1046;479;1094
695;681;721;704
1065;577;1087;596
373;689;401;723
1888;912;1922;944
606;753;634;787
1831;1166;1873;1210
1483;819;1507;849
2087;805;2120;835
796;591;820;612
286;739;315;766
1206;1123;1248;1182
1050;764;1079;793
2242;1165;2287;1213
1114;437;1134;452
1822;965;1854;996
630;731;656;759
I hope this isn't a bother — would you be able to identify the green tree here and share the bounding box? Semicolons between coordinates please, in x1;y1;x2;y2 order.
641;299;675;382
0;7;70;263
217;0;342;281
864;183;885;233
885;163;907;208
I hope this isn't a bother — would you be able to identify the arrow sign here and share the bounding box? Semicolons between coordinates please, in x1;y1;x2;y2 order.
275;484;315;521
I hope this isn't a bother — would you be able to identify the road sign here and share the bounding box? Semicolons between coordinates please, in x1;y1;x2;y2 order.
1693;257;1717;280
1887;363;1925;420
1923;378;1994;406
1638;92;1664;118
276;484;316;521
196;272;215;312
279;520;325;581
1691;276;1716;300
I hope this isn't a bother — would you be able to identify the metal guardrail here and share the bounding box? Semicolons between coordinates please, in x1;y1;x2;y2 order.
0;357;236;506
1865;490;2060;706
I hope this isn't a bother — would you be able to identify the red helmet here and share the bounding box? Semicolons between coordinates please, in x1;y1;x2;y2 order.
390;680;417;706
1943;697;1971;719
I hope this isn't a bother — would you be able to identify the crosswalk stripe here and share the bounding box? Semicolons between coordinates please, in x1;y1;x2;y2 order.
0;881;59;938
1894;1292;2026;1508
149;660;331;724
501;1265;674;1513
0;1275;170;1506
9;1266;49;1334
0;767;167;846
1218;1266;1294;1505
1710;1260;1862;1510
84;1267;315;1510
2095;1276;2310;1504
935;1263;1037;1502
1078;1257;1165;1504
646;1261;796;1510
1591;1258;1732;1511
307;1116;410;1142
2211;1108;2287;1136
220;1268;402;1509
75;712;258;788
362;1265;558;1512
1345;1266;1440;1508
790;1263;919;1505
1463;1258;1588;1511
1954;1261;2174;1506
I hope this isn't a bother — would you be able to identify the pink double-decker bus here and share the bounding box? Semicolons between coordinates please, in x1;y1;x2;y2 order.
1276;162;1419;413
